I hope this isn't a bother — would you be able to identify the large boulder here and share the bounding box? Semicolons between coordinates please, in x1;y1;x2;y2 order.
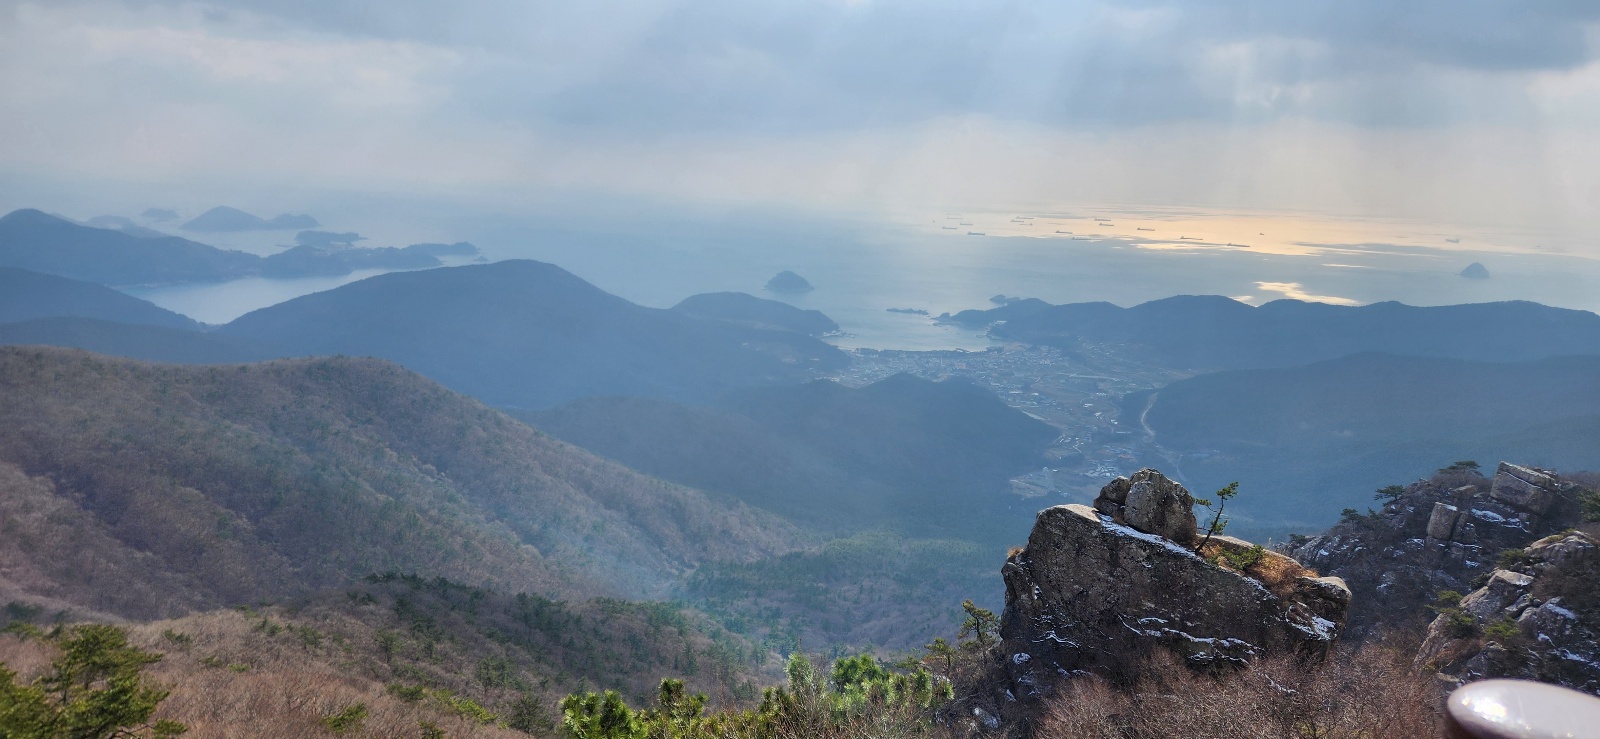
998;500;1349;702
1415;531;1600;695
1489;462;1561;516
1091;468;1198;544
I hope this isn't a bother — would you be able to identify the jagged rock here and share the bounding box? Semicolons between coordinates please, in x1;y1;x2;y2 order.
1282;461;1583;641
1427;502;1460;540
1416;532;1600;695
998;499;1348;706
1091;469;1198;544
1489;462;1560;516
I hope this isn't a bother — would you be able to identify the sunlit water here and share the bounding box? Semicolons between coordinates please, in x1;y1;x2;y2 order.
124;204;1600;350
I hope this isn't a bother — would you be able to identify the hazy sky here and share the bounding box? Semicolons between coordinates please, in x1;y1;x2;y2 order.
5;0;1600;230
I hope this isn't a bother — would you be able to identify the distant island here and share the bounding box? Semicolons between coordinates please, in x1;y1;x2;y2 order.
0;209;474;286
990;294;1027;305
1460;262;1491;280
182;206;319;232
765;270;814;293
886;307;929;315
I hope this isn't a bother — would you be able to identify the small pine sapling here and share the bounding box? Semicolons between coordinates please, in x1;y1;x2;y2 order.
1193;481;1239;555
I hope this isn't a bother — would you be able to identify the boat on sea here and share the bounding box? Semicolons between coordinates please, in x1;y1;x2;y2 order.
968;231;987;236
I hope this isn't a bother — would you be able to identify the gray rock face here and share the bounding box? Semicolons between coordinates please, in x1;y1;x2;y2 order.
1283;461;1584;642
1427;502;1461;540
1416;532;1600;695
998;501;1349;700
1489;462;1560;515
1091;469;1198;544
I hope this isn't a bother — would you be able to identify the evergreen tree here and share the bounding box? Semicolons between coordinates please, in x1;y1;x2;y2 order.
0;624;186;739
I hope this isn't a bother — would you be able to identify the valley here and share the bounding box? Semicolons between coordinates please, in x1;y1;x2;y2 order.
2;207;1600;737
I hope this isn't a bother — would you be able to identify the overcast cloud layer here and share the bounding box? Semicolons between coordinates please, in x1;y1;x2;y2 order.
5;0;1600;229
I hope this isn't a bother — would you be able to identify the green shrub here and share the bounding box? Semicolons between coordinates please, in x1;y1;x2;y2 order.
386;683;427;702
1217;544;1266;571
322;703;368;734
1485;618;1522;643
1496;549;1534;570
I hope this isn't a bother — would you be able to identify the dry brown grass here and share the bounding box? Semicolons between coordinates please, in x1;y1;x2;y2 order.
1038;645;1443;739
1196;537;1314;597
0;612;529;739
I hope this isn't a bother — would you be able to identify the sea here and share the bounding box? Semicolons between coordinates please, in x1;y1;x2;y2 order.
124;202;1600;351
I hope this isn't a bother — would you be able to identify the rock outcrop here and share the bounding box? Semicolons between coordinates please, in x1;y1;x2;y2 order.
1284;462;1584;641
998;470;1349;703
1416;531;1600;695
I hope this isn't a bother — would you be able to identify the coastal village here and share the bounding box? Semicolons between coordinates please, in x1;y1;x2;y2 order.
824;340;1189;504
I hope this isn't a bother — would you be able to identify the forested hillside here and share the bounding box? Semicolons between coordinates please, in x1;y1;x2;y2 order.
1130;352;1600;527
0;347;796;619
527;374;1056;537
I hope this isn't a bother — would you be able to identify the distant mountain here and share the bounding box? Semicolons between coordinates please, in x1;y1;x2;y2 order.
0;209;259;285
259;244;440;277
0;267;200;329
219;260;848;409
526;373;1056;537
181;206;318;232
0;347;795;619
1128;352;1600;527
0;318;264;364
0;209;460;285
765;270;814;293
672;292;839;336
81;215;169;239
944;295;1600;370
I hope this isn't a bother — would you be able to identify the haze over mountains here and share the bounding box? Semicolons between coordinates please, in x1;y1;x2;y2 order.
5;225;1600;536
180;205;319;232
1128;352;1600;526
0;267;201;329
526;373;1056;536
219;260;847;408
946;295;1600;370
0;209;469;285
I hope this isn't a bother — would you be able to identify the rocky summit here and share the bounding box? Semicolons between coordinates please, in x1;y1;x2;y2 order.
997;469;1350;704
1286;461;1586;640
1416;530;1600;694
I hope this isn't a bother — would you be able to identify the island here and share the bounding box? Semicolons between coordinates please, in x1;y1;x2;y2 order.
765;270;814;293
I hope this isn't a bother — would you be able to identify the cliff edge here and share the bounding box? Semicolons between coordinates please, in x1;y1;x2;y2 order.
998;470;1350;699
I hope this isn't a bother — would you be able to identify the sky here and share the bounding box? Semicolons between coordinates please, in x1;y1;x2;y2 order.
5;0;1600;232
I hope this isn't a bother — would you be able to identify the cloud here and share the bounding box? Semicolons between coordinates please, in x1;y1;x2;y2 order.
3;0;1600;232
